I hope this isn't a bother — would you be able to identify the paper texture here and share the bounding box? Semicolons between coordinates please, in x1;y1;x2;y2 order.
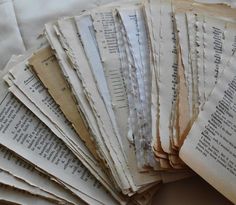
55;17;134;193
117;5;154;168
0;183;57;205
0;60;118;204
45;21;121;190
158;0;178;154
29;47;100;162
1;0;236;204
180;55;236;204
76;13;161;187
0;168;59;202
5;58;115;193
0;145;84;205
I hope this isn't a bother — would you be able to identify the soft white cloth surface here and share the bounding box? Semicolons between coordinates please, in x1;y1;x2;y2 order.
0;0;114;69
0;0;233;204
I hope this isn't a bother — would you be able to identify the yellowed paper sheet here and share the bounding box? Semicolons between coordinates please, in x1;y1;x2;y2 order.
0;184;57;205
28;47;100;162
180;55;236;204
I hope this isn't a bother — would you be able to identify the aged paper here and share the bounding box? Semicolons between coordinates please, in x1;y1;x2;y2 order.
117;5;154;168
91;8;130;155
56;17;134;194
144;0;168;160
28;47;100;162
202;16;226;99
0;184;57;205
174;11;236;146
158;0;178;154
0;91;118;204
0;169;60;202
4;59;115;193
5;80;117;195
76;13;162;187
174;12;193;120
45;20;124;190
220;22;236;71
180;55;236;204
176;44;191;147
45;22;126;196
90;6;131;162
196;14;206;108
0;146;84;205
0;59;118;204
0;51;86;205
186;12;199;117
6;62;95;161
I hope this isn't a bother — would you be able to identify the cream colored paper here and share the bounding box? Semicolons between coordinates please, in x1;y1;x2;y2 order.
0;146;84;205
5;59;115;191
158;0;178;154
76;13;162;187
175;12;193;119
144;0;168;160
180;55;236;204
0;169;62;203
28;47;100;162
196;14;206;108
117;5;154;168
220;22;236;71
45;22;125;195
56;17;134;194
0;184;57;205
202;16;226;99
0;58;118;204
0;51;86;205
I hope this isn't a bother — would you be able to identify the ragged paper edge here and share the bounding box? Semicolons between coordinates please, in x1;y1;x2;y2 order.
56;17;135;194
0;183;57;205
4;68;116;198
45;22;118;188
28;47;101;163
145;0;168;160
0;169;62;203
117;5;155;169
180;55;236;204
113;9;164;186
158;0;179;155
3;83;107;205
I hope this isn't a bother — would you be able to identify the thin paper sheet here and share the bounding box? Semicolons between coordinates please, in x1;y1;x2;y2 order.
144;0;168;160
55;17;134;194
0;60;118;204
45;21;124;192
0;183;57;205
117;5;155;168
0;169;60;203
5;60;112;183
158;0;178;154
180;55;236;204
29;47;100;162
76;13;162;187
0;146;84;205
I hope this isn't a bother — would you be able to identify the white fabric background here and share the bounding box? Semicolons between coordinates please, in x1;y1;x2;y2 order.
0;0;233;204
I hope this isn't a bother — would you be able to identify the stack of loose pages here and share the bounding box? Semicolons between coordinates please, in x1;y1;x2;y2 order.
0;0;236;204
